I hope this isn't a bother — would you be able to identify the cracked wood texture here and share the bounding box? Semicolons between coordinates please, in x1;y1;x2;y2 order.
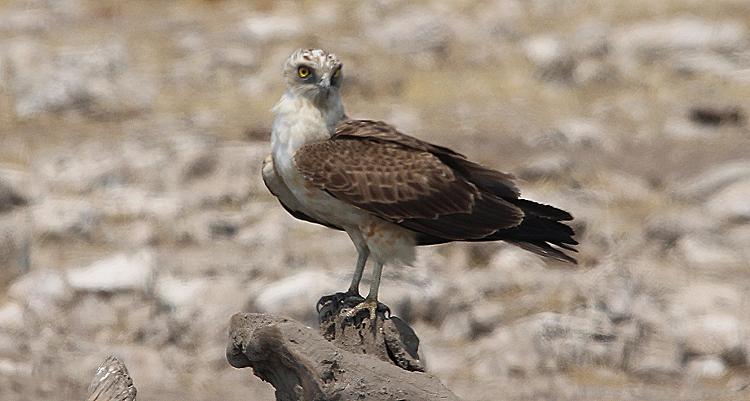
86;355;137;401
226;311;461;401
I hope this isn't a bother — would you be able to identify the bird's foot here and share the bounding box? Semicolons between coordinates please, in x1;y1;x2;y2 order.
343;297;391;321
316;290;363;313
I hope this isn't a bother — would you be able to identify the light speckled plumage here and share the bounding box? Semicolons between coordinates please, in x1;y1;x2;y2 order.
264;49;578;308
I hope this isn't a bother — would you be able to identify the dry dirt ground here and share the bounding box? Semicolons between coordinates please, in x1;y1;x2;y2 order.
0;1;749;400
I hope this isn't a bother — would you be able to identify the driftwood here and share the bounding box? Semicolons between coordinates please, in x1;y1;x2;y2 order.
227;297;460;401
86;355;137;401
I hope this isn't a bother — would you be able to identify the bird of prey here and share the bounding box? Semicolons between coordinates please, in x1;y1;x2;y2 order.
263;49;577;317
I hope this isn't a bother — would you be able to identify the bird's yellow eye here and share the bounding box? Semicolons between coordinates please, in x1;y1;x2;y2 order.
297;66;310;78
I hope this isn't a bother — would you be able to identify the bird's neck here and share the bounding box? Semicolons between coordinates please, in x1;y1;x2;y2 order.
271;90;345;156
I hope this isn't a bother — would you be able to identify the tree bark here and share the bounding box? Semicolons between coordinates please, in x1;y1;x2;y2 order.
86;355;137;401
226;311;461;401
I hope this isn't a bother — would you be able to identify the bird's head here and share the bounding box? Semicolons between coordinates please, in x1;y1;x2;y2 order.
283;48;343;104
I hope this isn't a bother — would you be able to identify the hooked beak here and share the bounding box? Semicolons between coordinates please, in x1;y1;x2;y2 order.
318;76;331;90
316;76;332;99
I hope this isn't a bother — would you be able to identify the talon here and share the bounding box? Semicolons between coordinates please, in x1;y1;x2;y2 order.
317;290;363;313
343;298;390;321
382;304;391;318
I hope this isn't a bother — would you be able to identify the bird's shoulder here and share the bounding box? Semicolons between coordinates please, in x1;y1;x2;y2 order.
332;119;466;158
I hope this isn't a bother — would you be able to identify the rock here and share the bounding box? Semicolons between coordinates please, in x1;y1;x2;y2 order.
0;211;30;283
689;106;745;127
171;34;259;84
156;276;250;345
0;167;32;202
595;271;633;323
668;285;747;366
7;269;72;316
671;283;743;319
173;211;242;244
614;17;748;57
154;276;209;312
99;188;183;222
0;9;52;33
469;301;506;338
663;116;721;140
471;311;623;378
70;295;119;335
671;52;745;79
66;250;155;293
238;14;303;42
491;245;548;271
484;245;548;291
31;198;99;240
572;21;610;57
253;271;350;324
522;35;576;82
675;160;750;200
645;207;714;245
0;179;26;213
375;268;448;323
598;172;656;203
626;327;682;378
706;178;750;223
675;234;743;268
439;312;473;341
177;142;267;207
234;208;289;269
35;142;137;194
529;119;612;151
101;220;158;247
0;302;24;333
727;225;750;254
687;356;727;379
573;59;615;84
4;40;155;119
104;345;180;397
518;154;574;181
681;314;746;364
365;8;450;56
216;47;259;70
533;311;622;371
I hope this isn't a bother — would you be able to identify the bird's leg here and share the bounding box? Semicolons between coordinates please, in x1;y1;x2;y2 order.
366;260;383;301
346;248;369;296
345;261;390;320
316;248;368;312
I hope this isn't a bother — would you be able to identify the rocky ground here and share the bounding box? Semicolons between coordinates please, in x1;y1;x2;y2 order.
0;0;749;400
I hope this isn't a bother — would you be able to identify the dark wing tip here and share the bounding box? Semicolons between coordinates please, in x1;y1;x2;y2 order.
507;240;578;264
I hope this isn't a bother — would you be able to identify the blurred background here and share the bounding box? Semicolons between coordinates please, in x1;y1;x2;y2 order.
0;0;749;400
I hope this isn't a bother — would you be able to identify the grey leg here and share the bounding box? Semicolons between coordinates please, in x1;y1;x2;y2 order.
365;262;383;301
348;248;369;295
345;261;389;319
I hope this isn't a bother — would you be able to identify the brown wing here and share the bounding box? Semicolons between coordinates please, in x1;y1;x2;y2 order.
294;135;524;240
334;120;521;198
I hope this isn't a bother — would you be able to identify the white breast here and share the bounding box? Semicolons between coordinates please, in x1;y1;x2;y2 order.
270;92;367;229
268;90;417;266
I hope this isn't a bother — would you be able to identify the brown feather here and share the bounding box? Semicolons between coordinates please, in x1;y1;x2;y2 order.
294;132;524;236
292;119;576;263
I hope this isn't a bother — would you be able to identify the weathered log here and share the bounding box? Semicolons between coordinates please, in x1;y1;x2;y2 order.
86;355;137;401
318;294;424;372
226;308;461;401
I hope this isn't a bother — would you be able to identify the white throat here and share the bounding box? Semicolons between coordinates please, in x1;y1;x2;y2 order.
271;90;345;158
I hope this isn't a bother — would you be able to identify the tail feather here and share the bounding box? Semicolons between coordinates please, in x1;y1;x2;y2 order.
507;240;578;264
511;199;573;221
413;196;578;263
483;198;578;263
